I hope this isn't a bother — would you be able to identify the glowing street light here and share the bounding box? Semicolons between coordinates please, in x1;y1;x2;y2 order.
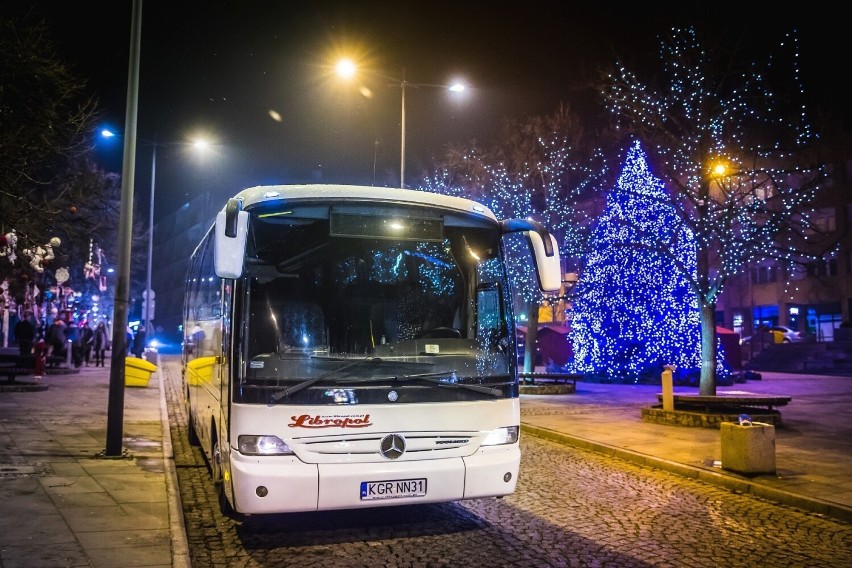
334;58;467;188
335;58;356;79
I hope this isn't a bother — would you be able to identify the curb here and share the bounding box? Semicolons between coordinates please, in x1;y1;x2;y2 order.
520;423;852;524
156;355;191;568
519;383;576;395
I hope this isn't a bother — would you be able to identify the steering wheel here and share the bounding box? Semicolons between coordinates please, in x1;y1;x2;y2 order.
415;327;462;339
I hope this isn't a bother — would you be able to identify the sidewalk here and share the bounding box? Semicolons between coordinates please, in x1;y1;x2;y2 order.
519;371;852;523
0;357;849;567
0;352;188;568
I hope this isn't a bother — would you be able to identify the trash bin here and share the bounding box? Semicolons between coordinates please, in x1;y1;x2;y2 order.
125;356;158;388
720;421;776;474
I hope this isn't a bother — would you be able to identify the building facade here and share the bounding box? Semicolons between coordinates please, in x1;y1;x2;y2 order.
717;148;852;341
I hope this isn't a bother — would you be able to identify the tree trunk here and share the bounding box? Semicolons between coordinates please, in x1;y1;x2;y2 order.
522;303;540;373
699;300;717;396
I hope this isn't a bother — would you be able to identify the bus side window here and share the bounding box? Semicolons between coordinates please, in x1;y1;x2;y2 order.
477;284;504;347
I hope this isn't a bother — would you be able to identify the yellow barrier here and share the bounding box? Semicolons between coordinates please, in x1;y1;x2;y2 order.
125;356;158;387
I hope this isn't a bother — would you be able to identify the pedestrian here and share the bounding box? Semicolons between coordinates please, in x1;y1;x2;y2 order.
189;324;205;355
33;338;48;381
81;321;94;366
132;326;146;358
48;319;67;358
14;311;36;357
67;321;83;368
93;322;109;367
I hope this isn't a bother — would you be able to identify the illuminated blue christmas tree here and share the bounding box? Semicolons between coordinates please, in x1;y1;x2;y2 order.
569;140;703;383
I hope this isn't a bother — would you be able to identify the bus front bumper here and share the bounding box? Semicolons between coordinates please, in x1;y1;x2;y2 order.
229;444;520;514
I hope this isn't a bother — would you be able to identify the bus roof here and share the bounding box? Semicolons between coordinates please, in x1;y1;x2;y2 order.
230;184;498;222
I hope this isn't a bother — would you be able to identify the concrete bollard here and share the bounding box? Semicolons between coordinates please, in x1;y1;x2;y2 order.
720;421;776;474
661;365;675;411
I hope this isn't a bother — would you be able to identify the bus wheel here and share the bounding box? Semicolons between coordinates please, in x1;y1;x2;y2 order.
187;419;200;446
185;388;201;446
212;439;237;518
184;387;201;447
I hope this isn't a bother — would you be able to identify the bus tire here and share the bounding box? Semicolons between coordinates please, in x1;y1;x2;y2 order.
212;438;238;519
185;387;201;446
187;418;200;446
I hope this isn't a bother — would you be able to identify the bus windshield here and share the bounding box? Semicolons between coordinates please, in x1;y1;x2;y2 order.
234;201;517;405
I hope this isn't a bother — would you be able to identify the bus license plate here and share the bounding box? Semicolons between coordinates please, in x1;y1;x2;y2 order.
360;478;427;501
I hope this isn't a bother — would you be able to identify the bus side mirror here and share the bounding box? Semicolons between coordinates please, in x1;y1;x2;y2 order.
527;230;562;292
214;200;248;279
499;218;562;293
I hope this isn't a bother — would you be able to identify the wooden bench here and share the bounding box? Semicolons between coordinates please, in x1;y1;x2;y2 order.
518;372;583;387
656;394;792;412
0;355;36;382
0;354;65;382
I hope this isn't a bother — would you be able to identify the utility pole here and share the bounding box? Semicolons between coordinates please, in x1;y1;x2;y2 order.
103;0;142;458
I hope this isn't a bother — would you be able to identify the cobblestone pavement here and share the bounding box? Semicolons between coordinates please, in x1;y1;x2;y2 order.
162;362;852;567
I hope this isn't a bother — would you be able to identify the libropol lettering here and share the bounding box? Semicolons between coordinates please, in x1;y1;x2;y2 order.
289;414;372;428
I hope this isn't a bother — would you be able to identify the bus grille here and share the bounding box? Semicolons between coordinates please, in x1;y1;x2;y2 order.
290;432;477;463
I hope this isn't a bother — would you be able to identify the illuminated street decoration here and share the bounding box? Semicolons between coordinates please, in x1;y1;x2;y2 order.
569;141;704;383
418;110;610;369
601;26;824;394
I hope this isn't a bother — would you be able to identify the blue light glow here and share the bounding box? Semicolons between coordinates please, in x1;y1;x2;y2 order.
569;141;704;383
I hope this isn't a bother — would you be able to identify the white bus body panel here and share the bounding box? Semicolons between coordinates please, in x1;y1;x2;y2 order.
233;184;499;223
227;399;520;514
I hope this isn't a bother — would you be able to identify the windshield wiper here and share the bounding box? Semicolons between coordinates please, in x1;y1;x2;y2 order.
393;371;506;397
270;356;381;401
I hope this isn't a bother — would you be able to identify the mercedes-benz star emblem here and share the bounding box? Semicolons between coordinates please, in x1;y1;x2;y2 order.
379;433;406;460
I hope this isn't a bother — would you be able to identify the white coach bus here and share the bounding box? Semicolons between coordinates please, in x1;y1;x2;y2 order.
182;184;561;516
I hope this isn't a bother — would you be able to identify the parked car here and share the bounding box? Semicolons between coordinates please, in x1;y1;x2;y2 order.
769;325;805;343
741;325;805;345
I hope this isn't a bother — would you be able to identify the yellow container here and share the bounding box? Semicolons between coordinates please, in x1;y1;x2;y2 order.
186;356;218;385
125;356;158;387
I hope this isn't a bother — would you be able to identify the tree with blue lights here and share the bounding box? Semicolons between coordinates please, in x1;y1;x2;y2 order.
421;105;609;371
600;26;827;394
569;141;703;382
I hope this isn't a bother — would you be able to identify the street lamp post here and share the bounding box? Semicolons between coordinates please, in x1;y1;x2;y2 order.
400;76;406;187
100;132;210;342
101;130;157;340
335;59;466;188
104;0;142;458
143;144;156;339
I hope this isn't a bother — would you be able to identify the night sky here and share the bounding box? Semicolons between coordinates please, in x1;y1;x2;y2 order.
9;1;849;217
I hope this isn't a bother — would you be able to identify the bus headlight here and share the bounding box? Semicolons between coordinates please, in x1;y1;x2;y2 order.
238;435;295;455
481;425;519;446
